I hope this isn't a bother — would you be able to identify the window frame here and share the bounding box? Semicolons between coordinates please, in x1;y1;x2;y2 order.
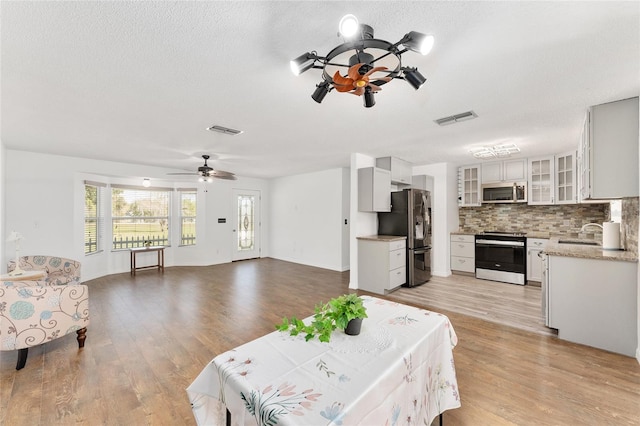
111;184;173;251
84;181;106;255
179;188;197;246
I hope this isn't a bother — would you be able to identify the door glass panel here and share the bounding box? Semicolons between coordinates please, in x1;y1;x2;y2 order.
237;195;255;251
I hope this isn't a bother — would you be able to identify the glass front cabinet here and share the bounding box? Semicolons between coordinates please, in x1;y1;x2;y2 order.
528;157;554;205
555;151;577;204
458;165;481;206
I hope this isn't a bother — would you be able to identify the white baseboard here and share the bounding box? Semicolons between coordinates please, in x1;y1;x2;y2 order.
636;347;640;365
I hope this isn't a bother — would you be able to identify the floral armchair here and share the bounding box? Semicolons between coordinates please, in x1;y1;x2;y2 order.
1;257;88;370
8;255;81;285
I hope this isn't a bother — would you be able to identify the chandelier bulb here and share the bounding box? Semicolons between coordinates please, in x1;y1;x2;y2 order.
338;14;359;38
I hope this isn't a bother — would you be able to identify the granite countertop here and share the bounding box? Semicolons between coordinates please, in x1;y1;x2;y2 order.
452;230;571;239
544;237;638;262
451;230;553;238
357;235;407;242
450;231;475;236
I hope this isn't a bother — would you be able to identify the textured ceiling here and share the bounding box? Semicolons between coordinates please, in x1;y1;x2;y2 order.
1;1;639;179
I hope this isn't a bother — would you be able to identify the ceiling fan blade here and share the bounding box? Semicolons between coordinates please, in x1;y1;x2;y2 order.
347;63;364;81
209;170;235;177
332;70;353;87
212;174;237;180
368;83;383;92
334;84;354;93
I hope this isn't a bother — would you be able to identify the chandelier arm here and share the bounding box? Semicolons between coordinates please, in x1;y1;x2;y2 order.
369;50;397;65
324;61;354;69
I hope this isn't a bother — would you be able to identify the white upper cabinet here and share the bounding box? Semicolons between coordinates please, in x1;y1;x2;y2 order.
376;157;412;185
458;164;481;206
528;156;554;205
580;97;639;200
481;159;527;183
555;151;577;204
358;167;391;212
412;175;433;191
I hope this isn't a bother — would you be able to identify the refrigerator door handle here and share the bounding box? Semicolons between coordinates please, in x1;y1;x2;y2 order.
413;247;431;254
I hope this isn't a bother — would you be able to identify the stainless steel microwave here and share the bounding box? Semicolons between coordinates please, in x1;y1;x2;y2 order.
481;182;527;203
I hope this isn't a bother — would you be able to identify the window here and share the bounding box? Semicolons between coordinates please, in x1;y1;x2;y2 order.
84;182;105;254
111;185;172;249
610;200;622;223
180;189;197;245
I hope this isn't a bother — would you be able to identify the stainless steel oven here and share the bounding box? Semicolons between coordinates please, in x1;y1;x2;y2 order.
475;232;527;285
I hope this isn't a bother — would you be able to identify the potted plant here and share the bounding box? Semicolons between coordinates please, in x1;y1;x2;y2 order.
276;293;368;343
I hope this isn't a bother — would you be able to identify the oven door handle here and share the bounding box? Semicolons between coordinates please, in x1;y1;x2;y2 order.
476;239;525;247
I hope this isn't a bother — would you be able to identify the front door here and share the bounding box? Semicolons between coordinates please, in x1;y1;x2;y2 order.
232;189;261;261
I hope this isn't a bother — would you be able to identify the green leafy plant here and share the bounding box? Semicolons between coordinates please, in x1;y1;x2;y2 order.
276;294;368;343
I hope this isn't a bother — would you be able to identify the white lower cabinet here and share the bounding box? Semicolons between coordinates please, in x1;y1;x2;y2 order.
358;237;406;295
450;234;475;274
526;238;548;283
547;255;637;357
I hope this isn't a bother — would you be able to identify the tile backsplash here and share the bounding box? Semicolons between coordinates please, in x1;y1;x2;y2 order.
621;197;638;255
459;203;608;235
459;198;639;255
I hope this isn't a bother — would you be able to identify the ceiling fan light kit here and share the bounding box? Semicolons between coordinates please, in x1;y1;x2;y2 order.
291;14;434;107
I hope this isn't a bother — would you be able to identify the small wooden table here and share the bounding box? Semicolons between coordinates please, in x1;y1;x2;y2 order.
0;269;47;281
130;246;165;276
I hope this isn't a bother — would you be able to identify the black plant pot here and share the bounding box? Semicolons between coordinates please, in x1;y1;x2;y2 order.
344;318;363;336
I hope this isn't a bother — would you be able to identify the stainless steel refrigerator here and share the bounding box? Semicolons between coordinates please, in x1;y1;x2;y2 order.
377;188;432;287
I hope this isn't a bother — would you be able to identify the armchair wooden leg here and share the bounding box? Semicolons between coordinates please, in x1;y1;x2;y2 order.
76;327;87;348
16;348;28;370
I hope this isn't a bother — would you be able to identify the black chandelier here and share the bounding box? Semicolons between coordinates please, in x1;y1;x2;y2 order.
290;14;434;108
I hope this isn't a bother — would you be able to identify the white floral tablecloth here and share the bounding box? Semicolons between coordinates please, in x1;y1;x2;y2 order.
187;296;460;425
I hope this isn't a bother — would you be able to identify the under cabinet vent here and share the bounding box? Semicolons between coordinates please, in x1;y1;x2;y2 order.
206;125;243;135
434;110;478;126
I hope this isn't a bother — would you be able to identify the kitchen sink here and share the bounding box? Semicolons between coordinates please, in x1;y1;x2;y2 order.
558;240;600;246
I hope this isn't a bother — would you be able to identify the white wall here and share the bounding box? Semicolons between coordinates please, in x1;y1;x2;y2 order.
269;168;349;271
4;150;269;281
413;163;460;277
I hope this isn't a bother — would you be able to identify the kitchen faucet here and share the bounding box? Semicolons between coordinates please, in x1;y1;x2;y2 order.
580;223;603;232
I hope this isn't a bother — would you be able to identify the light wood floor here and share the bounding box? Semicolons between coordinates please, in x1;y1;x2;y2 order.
389;274;555;336
1;259;639;425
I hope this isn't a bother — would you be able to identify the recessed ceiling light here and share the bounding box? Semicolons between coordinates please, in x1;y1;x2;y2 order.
206;125;243;135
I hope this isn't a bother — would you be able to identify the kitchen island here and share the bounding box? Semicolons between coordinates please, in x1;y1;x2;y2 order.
544;237;638;357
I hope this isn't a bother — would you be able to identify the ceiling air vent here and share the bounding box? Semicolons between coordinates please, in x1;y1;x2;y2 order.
206;125;243;135
434;110;478;126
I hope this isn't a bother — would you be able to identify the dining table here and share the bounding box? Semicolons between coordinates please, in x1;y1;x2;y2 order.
187;295;461;425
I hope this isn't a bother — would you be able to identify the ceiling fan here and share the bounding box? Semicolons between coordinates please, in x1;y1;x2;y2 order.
167;155;237;181
332;63;391;96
